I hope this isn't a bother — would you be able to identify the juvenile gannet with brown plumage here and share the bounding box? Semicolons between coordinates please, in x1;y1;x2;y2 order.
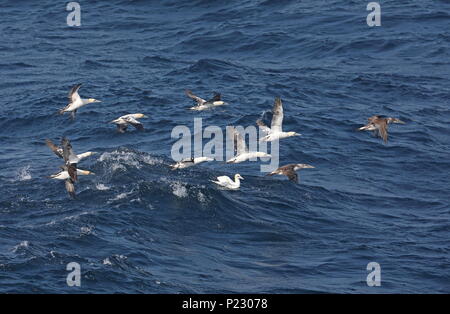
59;84;101;119
212;174;243;190
185;89;226;111
357;115;405;143
110;113;148;133
267;163;314;183
226;127;271;163
170;156;214;170
257;97;301;142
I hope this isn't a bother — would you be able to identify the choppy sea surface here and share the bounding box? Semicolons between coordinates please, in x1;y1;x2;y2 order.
0;0;449;293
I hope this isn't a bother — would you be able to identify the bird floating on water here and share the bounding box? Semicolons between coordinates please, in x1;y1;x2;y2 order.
267;163;315;183
257;97;301;142
357;115;405;143
110;113;148;133
226;127;271;163
59;84;101;119
170;156;214;170
212;174;243;190
185;89;225;111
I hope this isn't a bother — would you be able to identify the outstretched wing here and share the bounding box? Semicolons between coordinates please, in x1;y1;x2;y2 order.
68;84;82;102
378;122;388;143
45;139;63;158
61;137;79;181
270;97;284;133
185;89;206;105
286;171;298;183
65;179;76;199
256;119;271;134
207;92;221;103
124;116;144;131
231;127;248;154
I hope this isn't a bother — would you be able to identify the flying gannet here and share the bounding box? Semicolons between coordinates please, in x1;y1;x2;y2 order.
226;127;271;163
185;89;225;111
257;97;301;142
266;163;314;183
170;156;214;170
49;166;94;198
45;139;96;161
59;84;101;119
357;115;405;143
212;174;243;190
110;113;148;133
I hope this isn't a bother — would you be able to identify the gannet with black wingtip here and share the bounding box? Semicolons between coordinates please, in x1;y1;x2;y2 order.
357;115;405;143
110;113;148;133
170;156;214;170
212;174;243;190
59;84;101;119
226;127;271;163
49;166;95;199
45;139;96;161
258;97;301;142
266;163;314;183
185;89;225;111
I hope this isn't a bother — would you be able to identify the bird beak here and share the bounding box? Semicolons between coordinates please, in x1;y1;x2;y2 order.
305;165;315;169
397;120;406;124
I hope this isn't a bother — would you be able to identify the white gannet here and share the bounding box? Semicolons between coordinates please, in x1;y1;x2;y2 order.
185;89;226;111
212;174;243;190
45;139;96;161
170;156;214;170
49;166;95;198
110;113;148;133
257;97;301;142
267;163;314;183
357;115;405;143
226;127;271;163
59;84;101;119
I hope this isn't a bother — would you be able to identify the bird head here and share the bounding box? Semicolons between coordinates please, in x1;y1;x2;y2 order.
235;174;244;180
80;170;95;175
388;118;405;124
136;113;148;119
288;131;301;137
88;98;101;103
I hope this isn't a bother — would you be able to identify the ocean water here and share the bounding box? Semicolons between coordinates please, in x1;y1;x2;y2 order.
0;0;449;293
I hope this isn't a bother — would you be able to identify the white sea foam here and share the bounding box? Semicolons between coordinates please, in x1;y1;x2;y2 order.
96;183;111;191
170;181;188;198
15;166;32;181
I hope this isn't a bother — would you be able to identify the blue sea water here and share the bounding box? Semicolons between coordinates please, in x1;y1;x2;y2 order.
0;0;449;293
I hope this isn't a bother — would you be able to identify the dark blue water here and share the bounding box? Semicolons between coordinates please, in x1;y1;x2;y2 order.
1;0;449;293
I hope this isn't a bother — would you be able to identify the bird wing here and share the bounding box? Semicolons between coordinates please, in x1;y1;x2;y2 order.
207;92;221;103
185;89;206;105
45;139;63;159
256;119;271;134
124;116;144;130
61;137;79;164
231;127;248;154
270;97;284;133
65;179;76;198
286;171;298;183
68;84;82;102
378;122;388;143
217;176;233;185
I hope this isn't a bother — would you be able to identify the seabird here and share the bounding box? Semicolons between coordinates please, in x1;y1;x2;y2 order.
212;174;243;190
59;84;101;119
267;163;314;183
185;89;225;111
170;156;214;170
48;166;94;198
257;97;301;142
110;113;148;133
45;139;96;161
226;127;271;163
357;115;405;143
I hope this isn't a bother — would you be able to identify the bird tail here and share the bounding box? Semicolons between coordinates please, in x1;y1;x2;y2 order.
58;108;66;115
